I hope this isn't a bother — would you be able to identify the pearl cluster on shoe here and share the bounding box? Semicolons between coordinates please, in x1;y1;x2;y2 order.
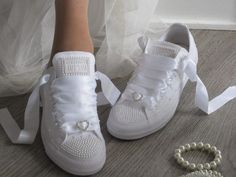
174;142;222;171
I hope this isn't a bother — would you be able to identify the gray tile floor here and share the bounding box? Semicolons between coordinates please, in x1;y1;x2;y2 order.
1;30;236;177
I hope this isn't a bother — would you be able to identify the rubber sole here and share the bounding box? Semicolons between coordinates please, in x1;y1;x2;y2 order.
107;113;175;140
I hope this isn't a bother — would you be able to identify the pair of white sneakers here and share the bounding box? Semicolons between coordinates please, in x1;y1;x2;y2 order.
1;24;236;176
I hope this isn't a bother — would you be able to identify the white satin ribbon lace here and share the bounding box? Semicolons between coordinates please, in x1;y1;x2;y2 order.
123;54;179;110
124;53;236;116
184;59;236;114
0;71;120;144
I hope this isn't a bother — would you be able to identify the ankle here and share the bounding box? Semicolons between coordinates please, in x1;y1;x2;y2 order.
48;38;94;67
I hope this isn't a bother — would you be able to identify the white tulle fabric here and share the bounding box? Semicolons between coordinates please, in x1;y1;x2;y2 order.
0;0;165;97
0;0;54;96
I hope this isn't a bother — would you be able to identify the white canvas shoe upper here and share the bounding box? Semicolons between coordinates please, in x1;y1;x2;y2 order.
107;23;236;140
0;51;120;175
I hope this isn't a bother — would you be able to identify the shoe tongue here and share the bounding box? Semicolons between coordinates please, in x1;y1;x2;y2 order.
146;41;186;59
52;52;95;78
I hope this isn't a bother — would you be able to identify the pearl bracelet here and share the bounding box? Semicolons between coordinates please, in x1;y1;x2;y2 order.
174;142;222;171
180;170;223;177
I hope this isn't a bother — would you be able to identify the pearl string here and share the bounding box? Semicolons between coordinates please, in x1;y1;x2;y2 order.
174;142;223;177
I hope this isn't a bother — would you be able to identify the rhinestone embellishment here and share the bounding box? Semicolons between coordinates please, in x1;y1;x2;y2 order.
133;92;143;101
77;120;89;131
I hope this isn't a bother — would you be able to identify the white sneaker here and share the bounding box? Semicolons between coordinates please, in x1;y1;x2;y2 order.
107;23;236;140
41;52;109;175
0;51;120;175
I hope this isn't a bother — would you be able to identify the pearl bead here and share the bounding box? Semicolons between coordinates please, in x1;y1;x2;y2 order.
182;161;189;167
214;158;221;164
204;163;211;170
215;150;221;156
185;144;191;150
174;153;181;159
175;149;181;154
190;142;197;149
204;143;211;150
210;161;217;169
216;154;222;160
197;142;204;148
189;163;196;170
211;146;217;152
197;164;204;170
179;146;185;151
177;157;184;164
